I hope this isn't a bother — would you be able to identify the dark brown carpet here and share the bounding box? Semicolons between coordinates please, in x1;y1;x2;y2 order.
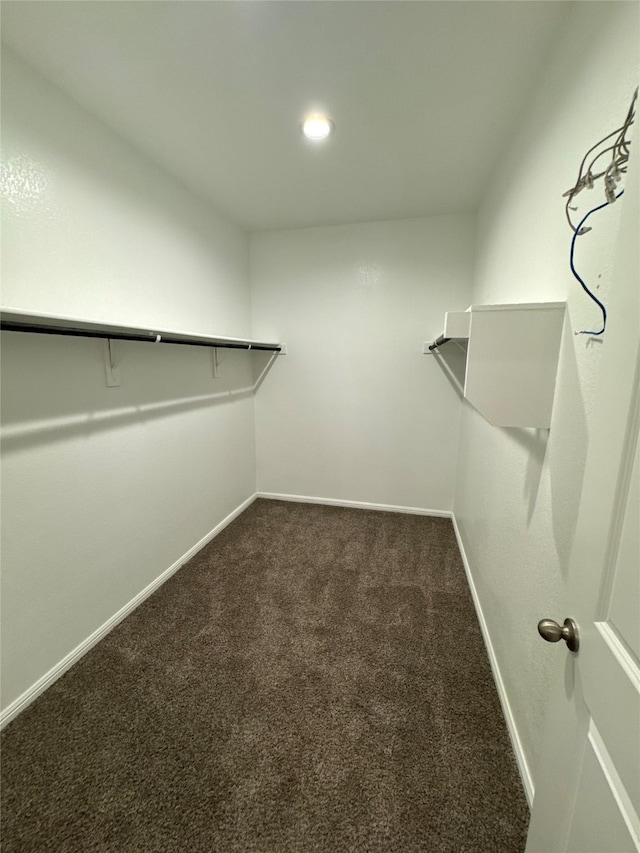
1;499;529;852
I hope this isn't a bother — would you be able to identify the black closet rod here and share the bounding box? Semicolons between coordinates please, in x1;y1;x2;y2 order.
0;322;281;352
428;334;451;352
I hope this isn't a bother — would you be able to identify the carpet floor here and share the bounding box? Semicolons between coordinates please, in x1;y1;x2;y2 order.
1;499;529;852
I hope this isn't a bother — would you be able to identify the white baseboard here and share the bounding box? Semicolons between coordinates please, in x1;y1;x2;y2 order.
451;514;535;808
0;493;258;730
257;491;452;518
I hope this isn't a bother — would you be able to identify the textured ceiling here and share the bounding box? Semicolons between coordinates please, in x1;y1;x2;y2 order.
1;1;568;231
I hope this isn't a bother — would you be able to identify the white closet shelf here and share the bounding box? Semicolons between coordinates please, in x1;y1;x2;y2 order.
426;302;566;428
0;307;282;352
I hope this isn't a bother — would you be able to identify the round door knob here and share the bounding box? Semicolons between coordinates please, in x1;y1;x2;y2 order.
537;618;579;652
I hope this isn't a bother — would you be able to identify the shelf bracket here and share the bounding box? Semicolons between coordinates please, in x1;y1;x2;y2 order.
212;347;219;378
103;339;122;387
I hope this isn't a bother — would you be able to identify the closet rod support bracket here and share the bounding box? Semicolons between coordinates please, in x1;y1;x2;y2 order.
103;339;122;387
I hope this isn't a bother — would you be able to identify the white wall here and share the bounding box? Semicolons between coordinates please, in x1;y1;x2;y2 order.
0;50;257;716
454;1;639;798
251;216;474;512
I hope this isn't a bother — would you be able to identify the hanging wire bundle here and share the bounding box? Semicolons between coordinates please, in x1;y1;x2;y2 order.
562;86;637;336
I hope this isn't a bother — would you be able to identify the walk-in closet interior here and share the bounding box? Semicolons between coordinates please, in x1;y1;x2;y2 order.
1;2;639;851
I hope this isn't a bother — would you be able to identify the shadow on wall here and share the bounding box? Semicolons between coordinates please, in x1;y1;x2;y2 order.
547;312;588;580
0;332;277;453
502;427;550;525
497;310;588;573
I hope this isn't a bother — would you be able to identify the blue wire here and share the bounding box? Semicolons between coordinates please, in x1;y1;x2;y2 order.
570;189;624;336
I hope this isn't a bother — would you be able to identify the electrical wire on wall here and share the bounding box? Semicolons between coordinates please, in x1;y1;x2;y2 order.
562;86;637;336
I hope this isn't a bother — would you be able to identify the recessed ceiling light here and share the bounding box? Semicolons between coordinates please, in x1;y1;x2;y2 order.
301;114;335;141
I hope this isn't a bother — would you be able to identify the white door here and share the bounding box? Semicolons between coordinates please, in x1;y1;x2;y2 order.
525;146;639;850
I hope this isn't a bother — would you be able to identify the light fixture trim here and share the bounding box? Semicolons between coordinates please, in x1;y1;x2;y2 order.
301;114;335;141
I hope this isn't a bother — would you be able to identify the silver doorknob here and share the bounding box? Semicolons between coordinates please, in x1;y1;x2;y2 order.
537;618;579;652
